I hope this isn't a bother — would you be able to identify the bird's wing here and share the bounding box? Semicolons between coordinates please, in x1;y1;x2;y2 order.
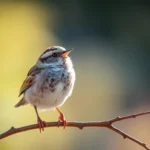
18;65;41;96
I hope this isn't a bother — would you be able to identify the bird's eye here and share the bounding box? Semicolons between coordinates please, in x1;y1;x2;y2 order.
51;53;58;57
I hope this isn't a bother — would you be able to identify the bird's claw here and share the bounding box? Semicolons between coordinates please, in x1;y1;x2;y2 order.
37;117;47;132
57;112;67;129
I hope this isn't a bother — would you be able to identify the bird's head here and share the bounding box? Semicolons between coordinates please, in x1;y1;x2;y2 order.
37;46;72;67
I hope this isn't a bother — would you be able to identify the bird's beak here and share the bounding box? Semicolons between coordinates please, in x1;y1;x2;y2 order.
61;49;72;58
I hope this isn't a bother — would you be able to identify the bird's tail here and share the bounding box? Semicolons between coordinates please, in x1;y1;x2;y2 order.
14;98;27;108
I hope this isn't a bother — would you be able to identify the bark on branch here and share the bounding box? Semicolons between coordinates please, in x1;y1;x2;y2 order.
0;112;150;150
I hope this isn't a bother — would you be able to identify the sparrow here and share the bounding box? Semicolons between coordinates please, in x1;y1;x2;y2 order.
14;46;76;132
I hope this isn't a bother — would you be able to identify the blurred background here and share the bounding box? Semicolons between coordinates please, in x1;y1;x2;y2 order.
0;0;150;150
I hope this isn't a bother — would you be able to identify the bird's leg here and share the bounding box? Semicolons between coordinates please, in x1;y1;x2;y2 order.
34;106;47;132
56;108;67;129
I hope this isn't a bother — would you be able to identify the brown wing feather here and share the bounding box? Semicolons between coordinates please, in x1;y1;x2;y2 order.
18;65;41;96
18;76;35;96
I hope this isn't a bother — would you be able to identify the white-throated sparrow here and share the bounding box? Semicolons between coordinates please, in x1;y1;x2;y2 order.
15;46;76;131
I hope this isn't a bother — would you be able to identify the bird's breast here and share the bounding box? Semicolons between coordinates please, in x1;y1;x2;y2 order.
25;66;75;111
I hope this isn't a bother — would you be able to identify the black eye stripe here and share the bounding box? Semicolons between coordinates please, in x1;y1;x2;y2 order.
40;52;60;61
51;53;58;57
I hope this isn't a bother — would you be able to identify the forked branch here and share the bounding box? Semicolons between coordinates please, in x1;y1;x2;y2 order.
0;112;150;150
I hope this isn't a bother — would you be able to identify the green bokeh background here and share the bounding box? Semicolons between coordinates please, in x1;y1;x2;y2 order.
0;1;150;150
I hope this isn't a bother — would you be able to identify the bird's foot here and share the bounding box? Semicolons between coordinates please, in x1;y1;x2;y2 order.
37;117;47;132
57;112;67;129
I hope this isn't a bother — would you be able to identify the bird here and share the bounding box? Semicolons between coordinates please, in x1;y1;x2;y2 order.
14;46;76;132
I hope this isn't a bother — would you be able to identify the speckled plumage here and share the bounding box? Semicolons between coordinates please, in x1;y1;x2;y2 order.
15;46;75;111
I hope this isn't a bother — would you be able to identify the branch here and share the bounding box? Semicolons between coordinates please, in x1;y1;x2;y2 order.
1;112;150;150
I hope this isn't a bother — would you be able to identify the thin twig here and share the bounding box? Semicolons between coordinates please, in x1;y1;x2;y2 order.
0;112;150;150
